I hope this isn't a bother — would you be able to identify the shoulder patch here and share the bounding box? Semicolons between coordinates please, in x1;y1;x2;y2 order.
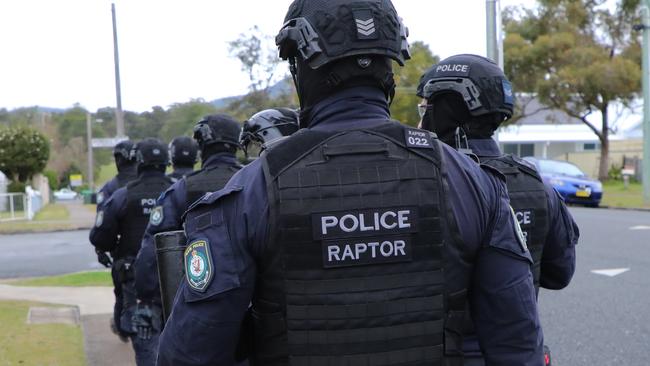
184;240;214;292
95;211;104;227
510;206;528;253
150;206;163;226
404;128;434;149
96;192;105;204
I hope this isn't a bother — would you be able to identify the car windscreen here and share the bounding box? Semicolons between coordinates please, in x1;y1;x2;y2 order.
538;160;586;178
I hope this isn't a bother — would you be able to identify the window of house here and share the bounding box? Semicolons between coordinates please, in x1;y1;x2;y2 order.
583;143;599;151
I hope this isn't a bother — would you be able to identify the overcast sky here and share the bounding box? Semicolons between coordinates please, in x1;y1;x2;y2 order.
0;0;537;112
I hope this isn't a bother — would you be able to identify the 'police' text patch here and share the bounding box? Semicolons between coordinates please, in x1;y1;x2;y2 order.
312;208;417;268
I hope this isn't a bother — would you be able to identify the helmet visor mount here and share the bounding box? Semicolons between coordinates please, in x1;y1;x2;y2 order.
422;78;484;115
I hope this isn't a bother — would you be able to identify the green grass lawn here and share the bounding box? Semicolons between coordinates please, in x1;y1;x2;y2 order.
602;180;650;209
0;300;86;366
0;210;26;220
0;204;72;234
34;203;70;221
10;270;112;287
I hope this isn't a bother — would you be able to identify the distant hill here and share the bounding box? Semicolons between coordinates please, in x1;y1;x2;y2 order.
209;78;293;109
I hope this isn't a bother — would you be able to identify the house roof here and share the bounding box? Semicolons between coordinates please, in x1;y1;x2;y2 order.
499;95;643;142
514;95;583;125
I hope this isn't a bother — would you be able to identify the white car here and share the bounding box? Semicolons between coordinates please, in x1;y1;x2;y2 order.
53;188;78;200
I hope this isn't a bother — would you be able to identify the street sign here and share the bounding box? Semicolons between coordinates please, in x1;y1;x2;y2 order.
70;174;83;187
92;136;130;148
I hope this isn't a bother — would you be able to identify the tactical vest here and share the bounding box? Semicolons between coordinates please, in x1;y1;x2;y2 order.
167;171;185;183
482;155;549;291
116;175;173;259
184;163;241;207
254;122;469;366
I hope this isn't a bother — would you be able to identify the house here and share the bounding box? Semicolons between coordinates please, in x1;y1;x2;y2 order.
495;96;643;178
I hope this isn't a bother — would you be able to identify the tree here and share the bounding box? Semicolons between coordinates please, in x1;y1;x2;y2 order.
227;26;295;119
161;100;218;141
0;126;50;183
391;41;439;126
504;0;641;180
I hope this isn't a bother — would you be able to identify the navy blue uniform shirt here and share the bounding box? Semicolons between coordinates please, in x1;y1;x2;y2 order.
95;169;136;210
157;88;544;366
168;166;195;183
135;153;240;303
90;170;165;253
469;138;579;289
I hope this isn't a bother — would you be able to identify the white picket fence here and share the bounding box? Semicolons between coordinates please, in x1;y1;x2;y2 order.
0;193;28;221
0;189;43;222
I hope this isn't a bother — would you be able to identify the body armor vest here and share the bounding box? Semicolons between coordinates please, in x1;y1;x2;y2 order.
185;163;241;207
255;122;469;366
167;171;185;183
482;155;549;291
117;175;173;259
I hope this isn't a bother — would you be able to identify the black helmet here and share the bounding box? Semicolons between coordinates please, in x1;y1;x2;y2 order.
276;0;410;111
417;54;514;120
240;108;299;156
134;138;169;168
193;114;241;150
276;0;410;70
169;136;198;166
113;140;135;161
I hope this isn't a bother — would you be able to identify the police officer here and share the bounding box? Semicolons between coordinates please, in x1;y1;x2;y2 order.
93;140;137;269
240;108;300;160
89;138;173;366
167;136;199;182
417;54;579;364
157;1;544;365
132;114;243;358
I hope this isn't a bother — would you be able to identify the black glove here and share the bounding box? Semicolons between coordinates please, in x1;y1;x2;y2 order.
132;303;154;340
96;249;113;268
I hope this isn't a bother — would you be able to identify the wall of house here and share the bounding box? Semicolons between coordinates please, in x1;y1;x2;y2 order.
562;139;643;179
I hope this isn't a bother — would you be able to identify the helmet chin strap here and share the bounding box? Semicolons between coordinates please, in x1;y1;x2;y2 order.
454;125;479;162
454;126;470;152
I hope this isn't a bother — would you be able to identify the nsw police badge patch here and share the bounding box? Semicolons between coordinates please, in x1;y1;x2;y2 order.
95;211;104;227
96;192;105;204
510;206;528;253
184;240;213;292
150;206;163;226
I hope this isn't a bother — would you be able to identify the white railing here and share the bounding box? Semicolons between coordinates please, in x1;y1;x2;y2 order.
0;193;28;222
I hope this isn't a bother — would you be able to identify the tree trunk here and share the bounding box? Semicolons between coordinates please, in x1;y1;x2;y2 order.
598;104;610;181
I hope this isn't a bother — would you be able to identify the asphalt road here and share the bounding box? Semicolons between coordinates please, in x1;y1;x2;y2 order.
539;207;650;365
0;229;103;278
0;208;649;364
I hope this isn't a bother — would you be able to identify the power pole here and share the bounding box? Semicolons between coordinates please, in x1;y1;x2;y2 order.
486;0;500;67
112;3;125;137
641;1;650;204
86;113;95;191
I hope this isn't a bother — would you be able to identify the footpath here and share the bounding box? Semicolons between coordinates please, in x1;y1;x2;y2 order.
0;284;136;366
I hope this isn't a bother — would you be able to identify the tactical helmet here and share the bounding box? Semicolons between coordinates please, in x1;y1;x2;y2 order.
169;136;198;166
240;108;299;156
113;140;135;161
276;0;410;69
134;138;169;168
193;114;242;150
417;54;514;119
